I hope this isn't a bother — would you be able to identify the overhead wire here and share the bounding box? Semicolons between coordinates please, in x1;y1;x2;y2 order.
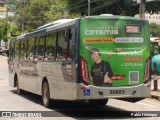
54;0;102;12
64;0;87;9
61;0;121;15
86;0;121;14
69;0;101;10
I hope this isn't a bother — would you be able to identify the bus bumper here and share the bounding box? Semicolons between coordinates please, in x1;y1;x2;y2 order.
76;83;150;100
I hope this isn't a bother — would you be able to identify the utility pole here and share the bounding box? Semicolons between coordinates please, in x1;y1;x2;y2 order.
88;0;90;16
153;63;158;91
6;0;8;17
139;0;145;18
63;9;69;19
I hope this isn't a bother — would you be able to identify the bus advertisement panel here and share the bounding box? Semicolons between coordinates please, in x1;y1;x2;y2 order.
79;16;150;88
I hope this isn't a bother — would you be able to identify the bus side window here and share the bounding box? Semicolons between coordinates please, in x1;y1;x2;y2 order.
56;28;75;61
35;36;45;60
56;31;65;60
9;42;15;61
15;41;20;60
68;28;75;60
20;40;27;60
46;33;55;60
27;38;35;60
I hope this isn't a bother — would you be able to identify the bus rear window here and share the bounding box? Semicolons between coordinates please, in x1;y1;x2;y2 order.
125;25;140;33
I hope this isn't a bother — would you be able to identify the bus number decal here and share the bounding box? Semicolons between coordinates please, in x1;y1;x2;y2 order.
109;90;125;94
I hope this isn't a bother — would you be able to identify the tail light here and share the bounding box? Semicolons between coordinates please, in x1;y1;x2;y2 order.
80;57;89;85
140;18;145;21
85;16;90;19
143;57;151;87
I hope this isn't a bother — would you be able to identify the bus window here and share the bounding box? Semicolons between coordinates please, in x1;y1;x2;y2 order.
56;28;75;61
27;38;35;60
46;33;55;60
9;42;15;60
35;36;45;60
20;40;27;60
15;41;20;60
56;31;65;60
68;28;76;60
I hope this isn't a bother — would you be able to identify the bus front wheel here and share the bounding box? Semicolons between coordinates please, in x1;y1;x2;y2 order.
42;81;51;108
89;99;108;106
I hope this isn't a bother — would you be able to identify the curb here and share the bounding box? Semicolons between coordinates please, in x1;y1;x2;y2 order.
150;91;160;101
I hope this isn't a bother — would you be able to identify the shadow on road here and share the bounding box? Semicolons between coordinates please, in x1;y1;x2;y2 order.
10;90;148;119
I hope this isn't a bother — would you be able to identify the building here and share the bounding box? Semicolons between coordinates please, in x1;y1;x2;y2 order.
145;13;160;25
135;12;160;25
0;0;15;19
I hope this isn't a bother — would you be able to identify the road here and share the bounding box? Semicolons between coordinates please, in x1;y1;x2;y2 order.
0;56;160;120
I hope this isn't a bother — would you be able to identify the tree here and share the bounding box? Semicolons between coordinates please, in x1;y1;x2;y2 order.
13;0;67;33
67;0;160;17
0;19;20;42
0;20;8;42
145;1;160;14
8;0;160;36
67;0;138;16
14;0;50;32
45;0;67;22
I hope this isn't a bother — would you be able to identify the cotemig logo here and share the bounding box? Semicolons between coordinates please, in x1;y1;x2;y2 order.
85;26;119;35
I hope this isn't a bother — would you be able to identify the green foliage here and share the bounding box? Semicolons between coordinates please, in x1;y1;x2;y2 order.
0;20;8;42
0;19;20;42
45;0;67;22
150;23;160;37
14;0;50;32
12;0;67;33
151;45;159;57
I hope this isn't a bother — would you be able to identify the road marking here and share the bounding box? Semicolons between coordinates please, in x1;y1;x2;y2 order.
137;102;157;108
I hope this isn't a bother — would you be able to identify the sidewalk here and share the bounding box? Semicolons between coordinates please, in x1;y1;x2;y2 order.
150;75;160;101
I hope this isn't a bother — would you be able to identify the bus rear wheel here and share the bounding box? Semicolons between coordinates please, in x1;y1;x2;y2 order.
42;81;51;108
89;99;108;106
16;78;23;94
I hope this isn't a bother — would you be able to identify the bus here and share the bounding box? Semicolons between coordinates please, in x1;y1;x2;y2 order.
8;15;151;108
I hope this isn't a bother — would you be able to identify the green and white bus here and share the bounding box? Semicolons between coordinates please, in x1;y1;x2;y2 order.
8;15;151;107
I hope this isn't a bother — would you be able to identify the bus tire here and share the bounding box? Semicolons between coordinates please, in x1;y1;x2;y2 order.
16;77;23;95
42;81;51;108
89;99;108;106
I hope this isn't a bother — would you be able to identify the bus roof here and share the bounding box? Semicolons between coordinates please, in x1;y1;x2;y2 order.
10;18;78;42
83;15;147;21
37;19;74;30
